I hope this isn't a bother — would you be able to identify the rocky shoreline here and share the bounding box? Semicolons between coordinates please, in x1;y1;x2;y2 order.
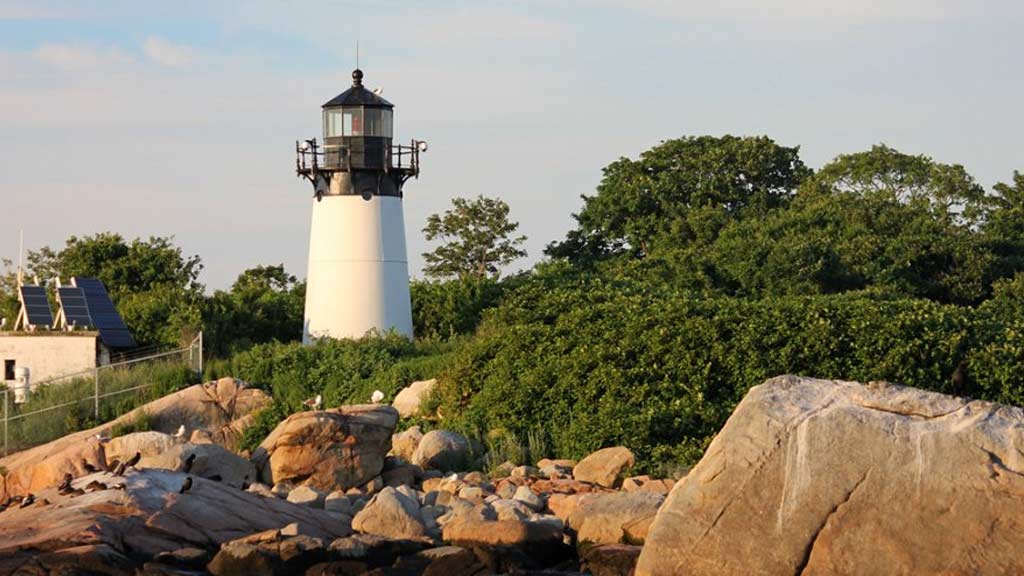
0;375;1021;575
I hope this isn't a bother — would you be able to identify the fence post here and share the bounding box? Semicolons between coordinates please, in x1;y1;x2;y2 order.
3;389;7;457
198;331;203;377
94;367;100;421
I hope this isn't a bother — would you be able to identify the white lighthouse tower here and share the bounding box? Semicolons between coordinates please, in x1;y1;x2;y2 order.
296;68;425;343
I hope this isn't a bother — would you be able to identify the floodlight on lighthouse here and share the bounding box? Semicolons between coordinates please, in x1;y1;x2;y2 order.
294;68;424;343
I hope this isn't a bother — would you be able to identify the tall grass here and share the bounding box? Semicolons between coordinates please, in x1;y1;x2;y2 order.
1;359;198;455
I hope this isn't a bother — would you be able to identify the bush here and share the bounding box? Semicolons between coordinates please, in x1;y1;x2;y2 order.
410;277;513;340
221;333;458;452
431;271;1004;474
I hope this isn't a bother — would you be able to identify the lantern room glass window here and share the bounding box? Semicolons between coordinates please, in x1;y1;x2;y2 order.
324;107;393;138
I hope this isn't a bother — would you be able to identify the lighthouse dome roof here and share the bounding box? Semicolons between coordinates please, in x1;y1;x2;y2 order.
322;69;394;109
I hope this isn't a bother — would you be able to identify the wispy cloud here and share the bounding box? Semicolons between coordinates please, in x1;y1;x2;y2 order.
33;43;133;71
142;36;194;68
586;0;996;22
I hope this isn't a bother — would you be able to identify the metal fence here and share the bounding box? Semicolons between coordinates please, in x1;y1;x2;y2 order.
1;333;202;456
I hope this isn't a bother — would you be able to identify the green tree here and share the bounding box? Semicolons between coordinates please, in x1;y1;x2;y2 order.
202;265;305;357
548;135;811;260
422;195;527;280
984;171;1024;277
0;259;19;327
699;145;996;304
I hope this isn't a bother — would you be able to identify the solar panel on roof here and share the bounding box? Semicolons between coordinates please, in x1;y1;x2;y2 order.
72;277;136;349
19;285;54;328
57;286;94;328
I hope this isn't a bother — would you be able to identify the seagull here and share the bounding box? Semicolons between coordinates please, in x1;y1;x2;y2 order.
371;390;384;404
19;494;34;508
82;459;99;473
0;318;6;330
179;477;193;494
183;453;196;473
92;432;110;444
302;394;322;410
373;87;384;96
173;424;186;440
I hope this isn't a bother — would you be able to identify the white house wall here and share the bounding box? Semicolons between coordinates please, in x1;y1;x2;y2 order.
0;334;98;385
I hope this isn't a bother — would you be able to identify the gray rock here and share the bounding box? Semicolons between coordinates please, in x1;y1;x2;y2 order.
287;485;326;509
637;376;1024;576
350;486;426;539
324;490;353;515
513;485;545;512
411;430;471;472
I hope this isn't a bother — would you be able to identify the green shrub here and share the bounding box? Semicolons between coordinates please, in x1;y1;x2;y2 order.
228;333;459;452
432;270;997;474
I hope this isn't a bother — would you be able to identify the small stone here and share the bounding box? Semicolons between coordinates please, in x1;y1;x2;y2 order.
572;447;635;488
511;465;540;479
287;485;325;509
491;498;532;521
272;482;293;498
513;485;545;512
324;491;353;514
458;486;486;503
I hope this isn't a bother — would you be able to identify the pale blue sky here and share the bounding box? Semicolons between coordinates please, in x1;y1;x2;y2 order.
1;1;1022;289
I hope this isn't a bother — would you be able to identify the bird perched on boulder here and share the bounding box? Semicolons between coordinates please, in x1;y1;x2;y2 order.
371;390;384;404
302;394;322;410
82;459;99;473
179;477;193;494
183;453;196;473
85;480;106;492
114;452;141;476
92;432;110;444
19;494;34;508
173;424;186;440
57;473;73;494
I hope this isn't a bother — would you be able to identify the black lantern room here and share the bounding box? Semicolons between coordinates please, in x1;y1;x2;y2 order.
296;69;423;200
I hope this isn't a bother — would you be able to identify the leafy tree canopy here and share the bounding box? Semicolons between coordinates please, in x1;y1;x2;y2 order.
422;195;527;280
549;135;811;259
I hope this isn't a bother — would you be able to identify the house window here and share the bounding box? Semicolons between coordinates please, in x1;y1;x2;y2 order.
3;360;14;381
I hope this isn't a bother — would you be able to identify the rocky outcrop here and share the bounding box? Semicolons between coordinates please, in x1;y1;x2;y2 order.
573;447;635;488
391;425;424;461
392;379;437;418
637;375;1024;575
0;377;268;500
252;404;399;492
567;491;664;545
0;469;350;574
412;430;471;472
351;486;428;540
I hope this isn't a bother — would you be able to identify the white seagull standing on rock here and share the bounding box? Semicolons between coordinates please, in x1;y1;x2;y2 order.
303;394;322;410
371;390;384;404
92;432;110;444
173;425;186;440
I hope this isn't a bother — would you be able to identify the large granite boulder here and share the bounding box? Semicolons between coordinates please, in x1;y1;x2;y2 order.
412;430;471;472
106;434;257;489
637;375;1024;576
0;377;269;500
573;447;635;488
253;404;399;492
567;491;664;545
392;379;437;418
0;469;351;574
351;486;427;540
106;431;177;464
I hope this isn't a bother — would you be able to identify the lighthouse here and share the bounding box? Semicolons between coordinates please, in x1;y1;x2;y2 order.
296;68;425;343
